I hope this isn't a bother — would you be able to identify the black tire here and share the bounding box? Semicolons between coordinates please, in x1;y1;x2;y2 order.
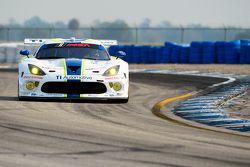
17;79;20;100
113;97;129;103
18;97;25;101
17;79;26;101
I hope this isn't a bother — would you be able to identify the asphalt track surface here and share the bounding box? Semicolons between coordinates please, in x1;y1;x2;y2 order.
0;72;249;167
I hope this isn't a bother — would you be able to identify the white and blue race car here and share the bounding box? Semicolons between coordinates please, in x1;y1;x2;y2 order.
18;38;129;103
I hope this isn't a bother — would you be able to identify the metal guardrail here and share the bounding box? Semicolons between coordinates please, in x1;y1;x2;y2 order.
1;27;250;44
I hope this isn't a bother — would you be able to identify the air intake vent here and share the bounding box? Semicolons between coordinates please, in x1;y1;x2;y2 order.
68;66;80;73
41;82;107;94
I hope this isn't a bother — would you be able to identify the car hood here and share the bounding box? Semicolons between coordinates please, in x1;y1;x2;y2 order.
25;58;116;75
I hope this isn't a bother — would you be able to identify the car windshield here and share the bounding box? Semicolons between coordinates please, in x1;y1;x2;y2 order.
36;43;110;60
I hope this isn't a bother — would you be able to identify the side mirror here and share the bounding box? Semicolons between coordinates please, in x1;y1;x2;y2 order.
116;51;126;59
20;50;30;56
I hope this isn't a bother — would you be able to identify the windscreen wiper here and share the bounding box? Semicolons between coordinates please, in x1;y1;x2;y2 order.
84;57;109;60
37;57;65;59
84;57;97;60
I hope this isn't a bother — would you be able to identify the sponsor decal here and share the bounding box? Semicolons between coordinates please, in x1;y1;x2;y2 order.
41;66;60;69
57;43;64;47
31;93;37;96
66;43;90;47
56;75;92;80
85;68;94;70
105;76;124;80
23;76;43;80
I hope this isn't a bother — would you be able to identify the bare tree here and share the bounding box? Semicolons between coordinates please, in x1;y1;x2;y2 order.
68;18;80;36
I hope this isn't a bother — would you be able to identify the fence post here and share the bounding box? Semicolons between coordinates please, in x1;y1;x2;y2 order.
7;28;10;42
49;27;53;38
135;27;138;44
181;27;185;43
90;27;94;38
224;28;227;41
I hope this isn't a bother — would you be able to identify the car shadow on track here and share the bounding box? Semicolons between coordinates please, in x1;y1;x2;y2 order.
17;97;128;104
0;96;19;101
0;96;128;104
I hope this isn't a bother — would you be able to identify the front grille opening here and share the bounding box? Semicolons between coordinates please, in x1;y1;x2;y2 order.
41;82;107;94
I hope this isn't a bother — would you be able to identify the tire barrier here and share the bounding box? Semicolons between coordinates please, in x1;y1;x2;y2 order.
108;40;250;64
171;44;181;63
190;42;202;64
180;46;189;64
202;42;215;64
0;41;249;64
240;41;250;64
215;41;225;64
224;40;240;64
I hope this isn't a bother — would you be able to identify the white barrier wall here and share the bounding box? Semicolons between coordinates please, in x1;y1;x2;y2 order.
0;43;39;63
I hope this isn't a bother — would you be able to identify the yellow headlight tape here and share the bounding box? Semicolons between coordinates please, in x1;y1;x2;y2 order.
62;59;67;98
82;39;93;43
80;59;86;98
52;38;63;43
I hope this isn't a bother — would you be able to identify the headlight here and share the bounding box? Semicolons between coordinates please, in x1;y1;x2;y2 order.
28;64;46;75
103;65;120;76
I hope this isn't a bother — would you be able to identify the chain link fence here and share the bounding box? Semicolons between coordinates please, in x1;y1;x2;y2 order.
0;27;250;44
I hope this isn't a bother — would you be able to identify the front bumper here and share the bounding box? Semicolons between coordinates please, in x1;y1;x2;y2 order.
19;74;129;100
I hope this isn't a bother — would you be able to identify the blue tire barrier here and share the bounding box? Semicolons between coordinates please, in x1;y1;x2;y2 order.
215;41;225;64
109;39;250;64
108;45;118;56
123;45;134;63
132;45;141;64
240;40;250;45
190;42;202;64
164;42;176;63
162;47;171;63
202;41;216;64
224;40;240;64
148;46;156;64
109;45;128;62
140;46;149;64
171;44;181;63
240;43;247;64
239;40;250;64
240;43;250;64
180;46;190;64
155;46;164;64
246;45;250;64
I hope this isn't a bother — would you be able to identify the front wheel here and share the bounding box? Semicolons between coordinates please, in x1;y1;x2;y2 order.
113;97;129;103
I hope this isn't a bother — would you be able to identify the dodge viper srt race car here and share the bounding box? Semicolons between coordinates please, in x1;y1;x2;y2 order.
18;38;129;103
